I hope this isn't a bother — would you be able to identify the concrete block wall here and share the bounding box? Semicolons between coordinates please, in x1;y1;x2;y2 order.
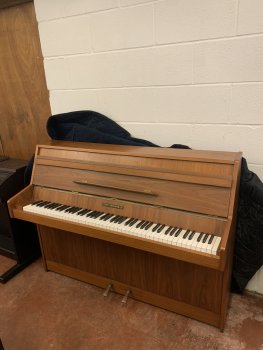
34;0;263;293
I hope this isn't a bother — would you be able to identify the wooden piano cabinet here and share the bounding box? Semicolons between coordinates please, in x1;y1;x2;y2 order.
38;225;231;329
7;141;242;330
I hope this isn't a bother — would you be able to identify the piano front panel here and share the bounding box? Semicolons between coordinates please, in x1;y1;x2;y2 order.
33;164;231;217
39;225;223;314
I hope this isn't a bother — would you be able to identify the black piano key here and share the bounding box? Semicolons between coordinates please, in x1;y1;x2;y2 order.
145;222;153;230
118;216;128;224
169;227;178;236
42;204;51;209
32;200;44;205
115;216;124;223
174;228;182;237
113;215;121;222
37;201;51;207
71;207;82;213
63;206;73;212
107;213;114;219
183;229;191;239
99;213;108;220
157;224;165;233
152;224;161;232
56;205;69;211
104;214;114;221
110;215;118;222
64;206;77;213
43;203;53;209
99;213;109;220
34;201;46;207
136;220;145;228
90;211;99;217
43;203;54;209
50;202;60;207
51;203;62;209
129;219;138;226
140;221;149;229
164;226;173;235
208;235;214;244
188;231;196;240
125;218;134;226
202;233;209;243
77;209;90;216
197;232;204;242
101;214;111;221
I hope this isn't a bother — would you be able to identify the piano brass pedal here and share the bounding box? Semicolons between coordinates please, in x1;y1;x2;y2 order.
121;290;131;305
103;283;112;297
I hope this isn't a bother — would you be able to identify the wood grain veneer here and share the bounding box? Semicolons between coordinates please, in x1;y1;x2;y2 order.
0;2;50;160
7;141;242;330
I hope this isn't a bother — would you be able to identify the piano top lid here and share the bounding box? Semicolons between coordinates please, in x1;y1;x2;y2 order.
41;140;242;165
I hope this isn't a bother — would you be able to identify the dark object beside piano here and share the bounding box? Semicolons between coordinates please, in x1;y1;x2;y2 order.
0;158;40;283
7;141;242;330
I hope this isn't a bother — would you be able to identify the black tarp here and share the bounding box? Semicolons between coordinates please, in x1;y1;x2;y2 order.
231;158;263;292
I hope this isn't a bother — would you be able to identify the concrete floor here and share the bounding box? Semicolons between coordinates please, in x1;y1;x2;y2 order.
0;255;263;350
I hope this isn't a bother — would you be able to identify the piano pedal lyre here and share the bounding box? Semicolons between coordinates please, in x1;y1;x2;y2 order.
121;290;131;305
103;283;112;297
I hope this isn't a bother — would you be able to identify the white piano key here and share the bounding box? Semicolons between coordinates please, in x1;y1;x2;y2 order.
205;235;216;254
173;229;187;247
195;233;205;252
23;202;40;212
131;226;146;238
185;231;200;251
139;222;153;238
180;230;193;248
154;225;170;242
154;225;166;241
163;228;179;244
199;234;212;253
211;236;221;255
114;217;131;232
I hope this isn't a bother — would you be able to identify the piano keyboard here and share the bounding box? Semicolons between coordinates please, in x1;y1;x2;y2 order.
23;200;221;255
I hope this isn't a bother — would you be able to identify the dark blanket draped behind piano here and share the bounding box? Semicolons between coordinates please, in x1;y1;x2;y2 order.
24;110;263;293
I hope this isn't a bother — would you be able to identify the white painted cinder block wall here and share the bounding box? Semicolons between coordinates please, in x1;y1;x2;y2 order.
34;0;263;294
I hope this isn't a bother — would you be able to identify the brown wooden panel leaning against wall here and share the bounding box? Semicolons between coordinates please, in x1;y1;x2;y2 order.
0;1;51;160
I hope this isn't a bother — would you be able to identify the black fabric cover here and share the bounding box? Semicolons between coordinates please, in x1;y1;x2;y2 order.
231;158;263;292
27;110;263;293
46;110;190;149
47;110;158;147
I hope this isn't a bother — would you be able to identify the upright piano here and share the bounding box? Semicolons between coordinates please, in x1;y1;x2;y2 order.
7;141;242;330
